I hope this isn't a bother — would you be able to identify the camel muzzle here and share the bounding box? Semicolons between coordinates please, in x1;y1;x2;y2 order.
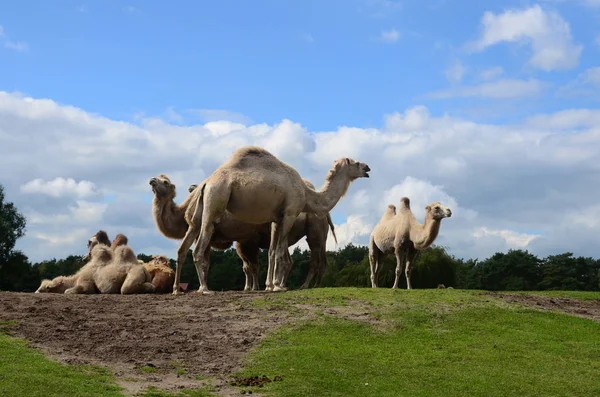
149;178;158;186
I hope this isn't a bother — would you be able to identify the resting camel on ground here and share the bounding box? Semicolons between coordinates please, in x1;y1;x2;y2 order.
84;230;175;293
369;197;452;289
151;146;370;294
36;240;155;294
187;179;338;290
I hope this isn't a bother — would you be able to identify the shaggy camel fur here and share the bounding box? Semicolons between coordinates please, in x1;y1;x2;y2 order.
37;238;155;294
151;146;368;294
187;180;338;290
83;231;175;293
369;197;452;290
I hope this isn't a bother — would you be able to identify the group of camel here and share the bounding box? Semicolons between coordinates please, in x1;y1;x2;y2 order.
36;145;453;295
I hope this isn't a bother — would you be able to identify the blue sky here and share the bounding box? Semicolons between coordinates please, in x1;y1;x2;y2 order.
2;1;600;263
1;0;598;131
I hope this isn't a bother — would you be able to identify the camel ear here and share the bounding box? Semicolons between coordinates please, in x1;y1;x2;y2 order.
425;205;431;211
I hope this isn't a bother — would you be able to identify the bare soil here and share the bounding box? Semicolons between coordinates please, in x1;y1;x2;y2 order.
484;292;600;323
0;291;296;396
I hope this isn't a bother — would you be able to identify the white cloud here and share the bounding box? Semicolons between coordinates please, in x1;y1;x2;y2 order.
556;67;600;97
467;5;582;71
0;25;29;52
2;92;600;263
478;66;504;81
190;109;252;125
445;60;466;83
20;177;99;198
379;28;401;43
427;78;547;99
473;227;541;249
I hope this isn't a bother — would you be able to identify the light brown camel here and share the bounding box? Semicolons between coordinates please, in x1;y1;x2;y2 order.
84;231;175;293
187;180;338;290
151;146;369;294
37;235;155;294
369;197;452;290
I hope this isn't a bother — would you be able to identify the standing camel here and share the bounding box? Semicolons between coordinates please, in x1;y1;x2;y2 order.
188;180;338;290
369;197;452;289
153;146;369;294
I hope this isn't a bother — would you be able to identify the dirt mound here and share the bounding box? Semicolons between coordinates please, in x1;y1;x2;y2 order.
486;292;600;323
0;291;291;395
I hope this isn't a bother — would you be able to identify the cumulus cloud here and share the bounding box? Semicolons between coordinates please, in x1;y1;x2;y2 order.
20;177;99;198
2;91;600;263
466;5;582;71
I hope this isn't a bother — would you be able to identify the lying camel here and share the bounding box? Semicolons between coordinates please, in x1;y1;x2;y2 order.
36;235;155;294
84;230;175;293
187;180;338;290
369;197;452;289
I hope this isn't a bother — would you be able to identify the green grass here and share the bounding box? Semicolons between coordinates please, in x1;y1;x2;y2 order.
0;334;123;397
237;288;600;397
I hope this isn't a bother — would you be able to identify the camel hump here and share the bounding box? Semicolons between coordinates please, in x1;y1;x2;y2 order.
387;204;397;212
233;146;273;160
111;234;128;250
94;230;111;246
400;197;410;209
114;245;138;264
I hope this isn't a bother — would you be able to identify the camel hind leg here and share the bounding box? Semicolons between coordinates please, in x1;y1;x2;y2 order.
236;241;260;291
273;213;300;292
300;237;322;289
392;246;406;289
121;267;156;294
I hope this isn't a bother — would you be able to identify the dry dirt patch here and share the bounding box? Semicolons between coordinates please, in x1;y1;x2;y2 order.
485;292;600;323
0;291;297;395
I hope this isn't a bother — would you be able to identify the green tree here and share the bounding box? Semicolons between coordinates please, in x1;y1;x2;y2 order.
478;249;542;291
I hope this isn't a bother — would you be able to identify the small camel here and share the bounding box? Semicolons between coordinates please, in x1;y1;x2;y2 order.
84;231;175;293
37;236;155;294
369;197;452;290
151;146;369;294
187;180;338;290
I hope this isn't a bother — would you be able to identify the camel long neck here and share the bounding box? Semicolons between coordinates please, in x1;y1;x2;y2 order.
410;216;441;250
303;176;351;214
152;198;189;240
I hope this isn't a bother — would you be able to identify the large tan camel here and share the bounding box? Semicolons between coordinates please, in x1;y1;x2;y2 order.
36;235;155;294
151;146;369;294
369;197;452;290
187;180;338;290
84;231;175;293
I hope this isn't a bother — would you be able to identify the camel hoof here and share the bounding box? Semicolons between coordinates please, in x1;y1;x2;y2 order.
172;289;182;295
265;286;274;292
200;289;214;295
273;285;288;292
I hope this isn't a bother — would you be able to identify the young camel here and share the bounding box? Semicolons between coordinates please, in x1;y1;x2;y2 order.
151;146;369;294
84;231;175;293
369;197;452;289
188;180;338;290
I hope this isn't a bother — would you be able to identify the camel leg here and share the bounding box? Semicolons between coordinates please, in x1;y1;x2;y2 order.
173;227;199;295
369;236;382;288
121;267;156;294
273;214;298;292
315;246;328;288
191;218;217;294
237;241;260;291
405;246;418;290
300;238;320;289
265;221;280;292
392;247;406;289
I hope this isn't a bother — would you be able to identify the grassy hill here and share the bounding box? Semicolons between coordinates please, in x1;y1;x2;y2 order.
1;288;599;397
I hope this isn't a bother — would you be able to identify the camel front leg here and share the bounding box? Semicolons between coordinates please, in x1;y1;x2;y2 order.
173;227;199;295
192;220;216;295
300;239;320;289
265;222;280;292
237;241;260;291
405;246;418;290
369;236;381;288
392;247;406;289
273;214;298;292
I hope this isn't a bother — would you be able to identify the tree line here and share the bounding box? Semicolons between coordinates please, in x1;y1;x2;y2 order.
1;184;599;292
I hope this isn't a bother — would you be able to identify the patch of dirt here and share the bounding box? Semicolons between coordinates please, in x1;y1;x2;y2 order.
485;292;600;323
0;291;296;396
230;374;283;388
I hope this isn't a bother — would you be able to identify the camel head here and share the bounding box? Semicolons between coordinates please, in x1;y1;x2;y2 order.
425;201;452;220
35;279;56;293
35;277;70;294
149;174;177;200
83;230;111;261
188;184;198;194
327;157;370;182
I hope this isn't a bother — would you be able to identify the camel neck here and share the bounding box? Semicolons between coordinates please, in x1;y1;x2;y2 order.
152;197;189;240
411;215;441;249
303;176;350;214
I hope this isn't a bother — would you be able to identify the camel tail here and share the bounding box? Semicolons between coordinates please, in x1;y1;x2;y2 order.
326;213;338;246
190;182;207;229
